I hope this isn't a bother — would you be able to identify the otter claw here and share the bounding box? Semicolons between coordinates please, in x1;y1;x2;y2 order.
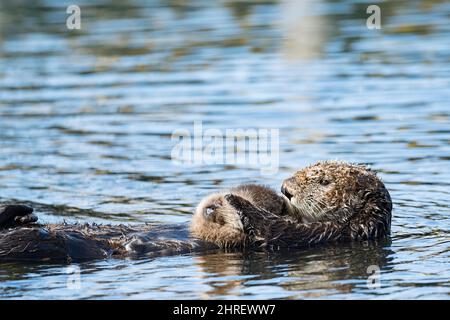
15;213;38;224
0;205;36;228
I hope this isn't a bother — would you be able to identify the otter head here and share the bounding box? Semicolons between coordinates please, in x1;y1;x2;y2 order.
281;161;392;230
190;193;245;248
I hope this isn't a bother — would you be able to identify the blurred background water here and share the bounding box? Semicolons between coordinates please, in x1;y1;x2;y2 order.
0;0;449;299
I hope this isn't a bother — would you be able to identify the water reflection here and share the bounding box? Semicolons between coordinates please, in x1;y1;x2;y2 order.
194;241;393;299
281;0;328;60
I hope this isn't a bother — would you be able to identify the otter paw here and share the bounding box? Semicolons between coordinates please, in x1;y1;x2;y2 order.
223;194;260;234
224;194;256;213
0;205;36;228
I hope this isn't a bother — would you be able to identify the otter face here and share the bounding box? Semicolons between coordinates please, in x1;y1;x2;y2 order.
281;161;392;224
190;193;245;248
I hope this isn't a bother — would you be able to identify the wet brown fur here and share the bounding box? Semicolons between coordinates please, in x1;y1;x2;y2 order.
190;184;287;248
192;161;392;248
0;222;215;263
0;161;392;262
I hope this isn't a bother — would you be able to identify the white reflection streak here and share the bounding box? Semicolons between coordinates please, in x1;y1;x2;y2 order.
280;0;325;60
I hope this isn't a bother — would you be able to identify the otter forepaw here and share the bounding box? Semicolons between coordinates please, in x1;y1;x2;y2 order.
224;194;264;235
0;205;37;229
224;194;254;213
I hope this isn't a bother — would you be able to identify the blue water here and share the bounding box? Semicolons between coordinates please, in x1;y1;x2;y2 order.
0;0;449;299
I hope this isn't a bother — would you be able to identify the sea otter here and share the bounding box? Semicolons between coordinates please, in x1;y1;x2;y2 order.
191;161;392;248
0;185;284;262
191;184;291;248
0;161;392;262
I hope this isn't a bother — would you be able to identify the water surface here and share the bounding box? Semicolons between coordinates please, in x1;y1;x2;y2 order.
0;0;449;299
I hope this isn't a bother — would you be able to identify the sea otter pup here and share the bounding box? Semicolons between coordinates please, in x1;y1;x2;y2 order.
191;161;392;248
191;184;291;248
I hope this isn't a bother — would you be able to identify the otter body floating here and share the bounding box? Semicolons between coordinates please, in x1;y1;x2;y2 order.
0;222;214;263
0;161;392;263
193;161;392;247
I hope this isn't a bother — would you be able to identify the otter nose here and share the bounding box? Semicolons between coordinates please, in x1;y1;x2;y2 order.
204;206;215;219
281;186;293;201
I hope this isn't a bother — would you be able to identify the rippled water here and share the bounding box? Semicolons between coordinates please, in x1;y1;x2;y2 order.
0;0;449;299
